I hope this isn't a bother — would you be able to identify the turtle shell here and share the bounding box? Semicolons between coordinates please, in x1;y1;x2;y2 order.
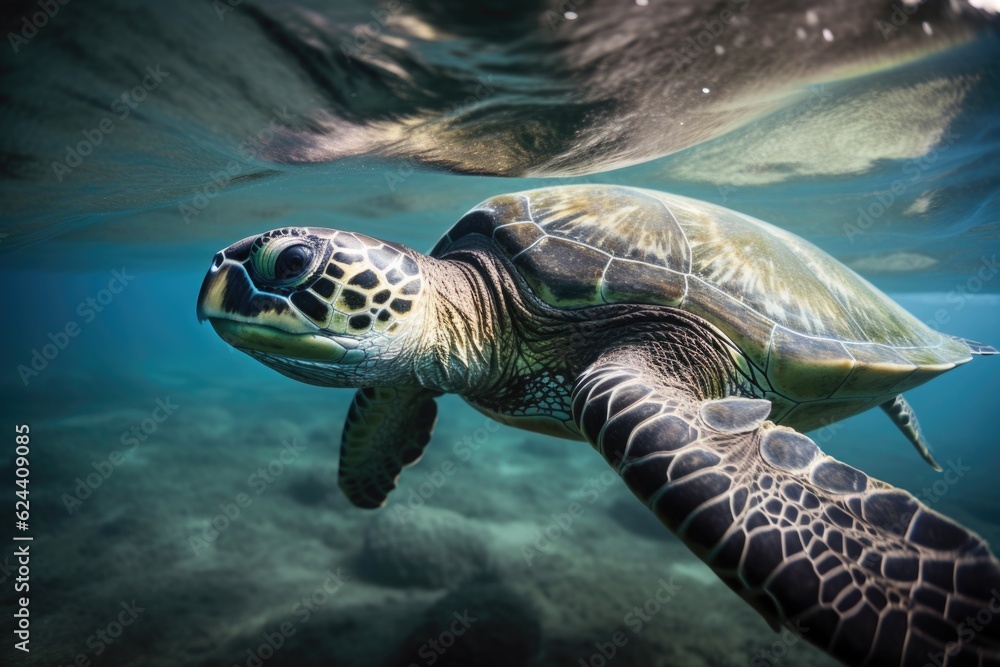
431;185;972;430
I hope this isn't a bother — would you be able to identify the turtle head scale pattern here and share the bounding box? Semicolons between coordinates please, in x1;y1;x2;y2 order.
196;226;427;386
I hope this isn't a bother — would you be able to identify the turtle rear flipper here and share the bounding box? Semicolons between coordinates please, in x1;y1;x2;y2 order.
572;347;1000;666
880;395;941;471
339;387;440;509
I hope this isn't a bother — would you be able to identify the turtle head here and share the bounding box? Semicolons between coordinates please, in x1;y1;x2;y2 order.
197;227;428;387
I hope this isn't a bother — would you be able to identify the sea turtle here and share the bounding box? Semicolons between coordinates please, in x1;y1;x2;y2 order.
196;185;1000;666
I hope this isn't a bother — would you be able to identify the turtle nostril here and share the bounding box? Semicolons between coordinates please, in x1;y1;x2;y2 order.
211;252;224;270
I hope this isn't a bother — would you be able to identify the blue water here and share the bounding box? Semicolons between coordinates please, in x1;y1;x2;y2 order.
2;2;1000;666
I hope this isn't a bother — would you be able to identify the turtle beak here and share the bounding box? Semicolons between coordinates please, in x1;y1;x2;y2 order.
196;238;302;331
195;257;276;326
197;244;354;362
196;252;227;324
197;235;258;324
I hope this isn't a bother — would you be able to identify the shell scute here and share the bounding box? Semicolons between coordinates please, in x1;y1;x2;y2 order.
603;259;686;307
513;236;607;307
493;221;545;256
767;327;856;401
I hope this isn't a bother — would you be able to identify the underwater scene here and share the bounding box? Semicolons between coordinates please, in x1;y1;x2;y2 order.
2;1;1000;666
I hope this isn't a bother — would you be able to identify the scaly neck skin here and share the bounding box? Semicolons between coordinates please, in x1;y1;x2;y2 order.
578;313;746;401
409;249;515;396
408;245;744;405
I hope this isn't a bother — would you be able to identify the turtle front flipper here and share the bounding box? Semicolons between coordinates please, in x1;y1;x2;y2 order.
339;387;440;509
573;348;1000;666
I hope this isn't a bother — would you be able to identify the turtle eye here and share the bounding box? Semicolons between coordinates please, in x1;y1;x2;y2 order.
254;236;316;284
275;244;313;281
